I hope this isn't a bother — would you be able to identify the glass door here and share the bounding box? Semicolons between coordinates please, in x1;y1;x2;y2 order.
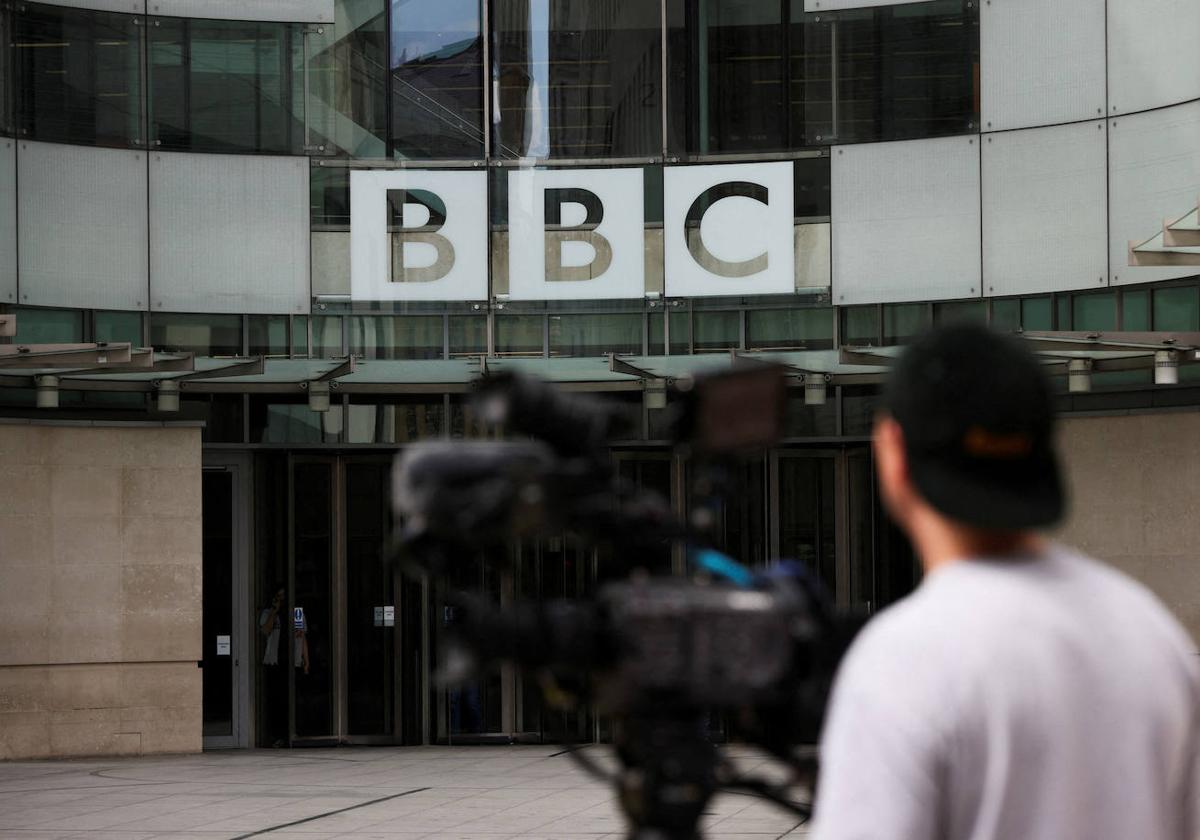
201;456;250;749
771;450;839;597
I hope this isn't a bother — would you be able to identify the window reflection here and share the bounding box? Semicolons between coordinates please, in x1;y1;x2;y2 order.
150;18;303;154
493;0;661;158
309;0;388;158
150;313;243;356
391;0;484;159
15;5;142;147
548;313;642;356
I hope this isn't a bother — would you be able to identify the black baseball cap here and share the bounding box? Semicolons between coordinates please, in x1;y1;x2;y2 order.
881;323;1066;530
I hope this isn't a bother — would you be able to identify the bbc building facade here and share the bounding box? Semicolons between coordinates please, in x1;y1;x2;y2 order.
1;0;1199;758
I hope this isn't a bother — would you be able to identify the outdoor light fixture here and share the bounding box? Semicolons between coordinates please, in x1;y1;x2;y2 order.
307;380;331;412
804;374;829;406
156;380;180;413
1155;350;1179;385
34;375;59;408
1067;359;1092;393
645;378;668;410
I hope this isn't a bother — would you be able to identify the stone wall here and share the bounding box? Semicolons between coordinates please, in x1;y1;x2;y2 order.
0;422;202;759
1057;410;1200;649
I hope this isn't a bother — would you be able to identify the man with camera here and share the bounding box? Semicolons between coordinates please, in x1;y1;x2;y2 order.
811;324;1200;840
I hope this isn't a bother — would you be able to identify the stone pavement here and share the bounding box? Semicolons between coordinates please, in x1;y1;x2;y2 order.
0;746;810;840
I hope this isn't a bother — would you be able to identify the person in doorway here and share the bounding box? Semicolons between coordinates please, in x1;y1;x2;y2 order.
810;323;1199;840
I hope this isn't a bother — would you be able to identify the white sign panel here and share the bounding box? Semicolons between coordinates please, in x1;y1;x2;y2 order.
351;169;488;301
216;635;230;656
803;0;934;10
373;606;383;627
383;606;395;628
508;168;645;300
664;162;795;298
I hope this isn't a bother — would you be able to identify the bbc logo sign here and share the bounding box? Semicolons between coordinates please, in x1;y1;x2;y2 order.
350;162;795;302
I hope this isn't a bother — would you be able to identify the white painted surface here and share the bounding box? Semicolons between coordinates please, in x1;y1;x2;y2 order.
1108;0;1200;115
508;168;645;300
980;0;1106;131
832;136;981;305
1109;101;1200;286
803;0;933;10
0;141;14;306
148;0;332;22
25;0;143;13
982;122;1108;297
19;142;148;311
663;161;795;298
350;169;488;302
150;152;309;313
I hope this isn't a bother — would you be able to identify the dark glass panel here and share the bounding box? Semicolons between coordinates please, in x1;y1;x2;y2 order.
493;0;661;158
746;307;834;350
783;391;837;437
831;0;978;144
15;4;142;147
841;384;881;437
933;299;985;326
693;310;739;351
1022;296;1052;331
777;456;836;587
449;314;486;355
1072;292;1116;332
549;313;642;356
348;396;444;443
648;310;690;355
150;313;242;355
150;18;303;154
201;471;234;737
348;314;444;359
291;461;336;737
313;315;344;357
309;0;388;157
1055;295;1071;330
0;7;12;135
1122;289;1149;331
12;307;84;343
391;0;484;159
882;303;929;344
249;315;290;357
292;315;309;357
250;397;342;444
94;310;142;346
177;394;244;443
841;305;878;345
794;156;831;218
495;313;543;356
990;298;1020;332
1153;285;1200;331
311;166;350;227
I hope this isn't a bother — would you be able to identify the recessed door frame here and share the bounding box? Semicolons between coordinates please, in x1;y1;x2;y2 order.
202;453;252;750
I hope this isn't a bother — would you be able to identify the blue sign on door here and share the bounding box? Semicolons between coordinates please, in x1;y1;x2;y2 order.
293;606;305;630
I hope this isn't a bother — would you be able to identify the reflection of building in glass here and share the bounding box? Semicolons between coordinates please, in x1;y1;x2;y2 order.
1;0;1199;762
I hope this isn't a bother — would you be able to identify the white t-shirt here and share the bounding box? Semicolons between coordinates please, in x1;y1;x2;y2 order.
811;543;1200;840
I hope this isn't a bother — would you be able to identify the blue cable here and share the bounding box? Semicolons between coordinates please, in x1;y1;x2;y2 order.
692;547;756;588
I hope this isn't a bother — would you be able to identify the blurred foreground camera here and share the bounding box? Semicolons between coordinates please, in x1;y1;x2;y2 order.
390;369;858;840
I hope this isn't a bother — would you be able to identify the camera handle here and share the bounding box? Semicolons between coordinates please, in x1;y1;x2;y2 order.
614;711;719;840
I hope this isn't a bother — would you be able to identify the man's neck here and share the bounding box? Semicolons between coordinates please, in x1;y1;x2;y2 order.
909;507;1043;576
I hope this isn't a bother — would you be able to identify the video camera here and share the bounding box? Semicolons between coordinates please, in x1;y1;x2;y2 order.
391;367;859;840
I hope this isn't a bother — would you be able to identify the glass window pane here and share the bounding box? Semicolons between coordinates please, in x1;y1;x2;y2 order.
12;307;84;343
150;313;243;355
449;315;486;356
495;314;543;356
747;308;834;350
94;310;142;345
313;315;344;358
1153;286;1200;332
649;309;691;354
178;394;244;443
794;157;831;219
842;306;879;345
348;314;443;359
493;0;661;158
150;19;303;154
15;5;142;147
347;397;444;443
309;0;387;157
250;397;341;443
292;315;309;357
934;299;986;326
1021;296;1052;331
1056;295;1071;330
392;0;483;158
1072;292;1116;332
832;1;978;144
693;311;739;352
0;8;12;135
990;299;1020;332
249;315;289;356
883;303;930;344
311;166;350;227
549;313;641;356
1122;290;1149;331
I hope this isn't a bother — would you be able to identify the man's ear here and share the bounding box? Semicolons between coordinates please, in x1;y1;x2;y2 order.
872;413;910;516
